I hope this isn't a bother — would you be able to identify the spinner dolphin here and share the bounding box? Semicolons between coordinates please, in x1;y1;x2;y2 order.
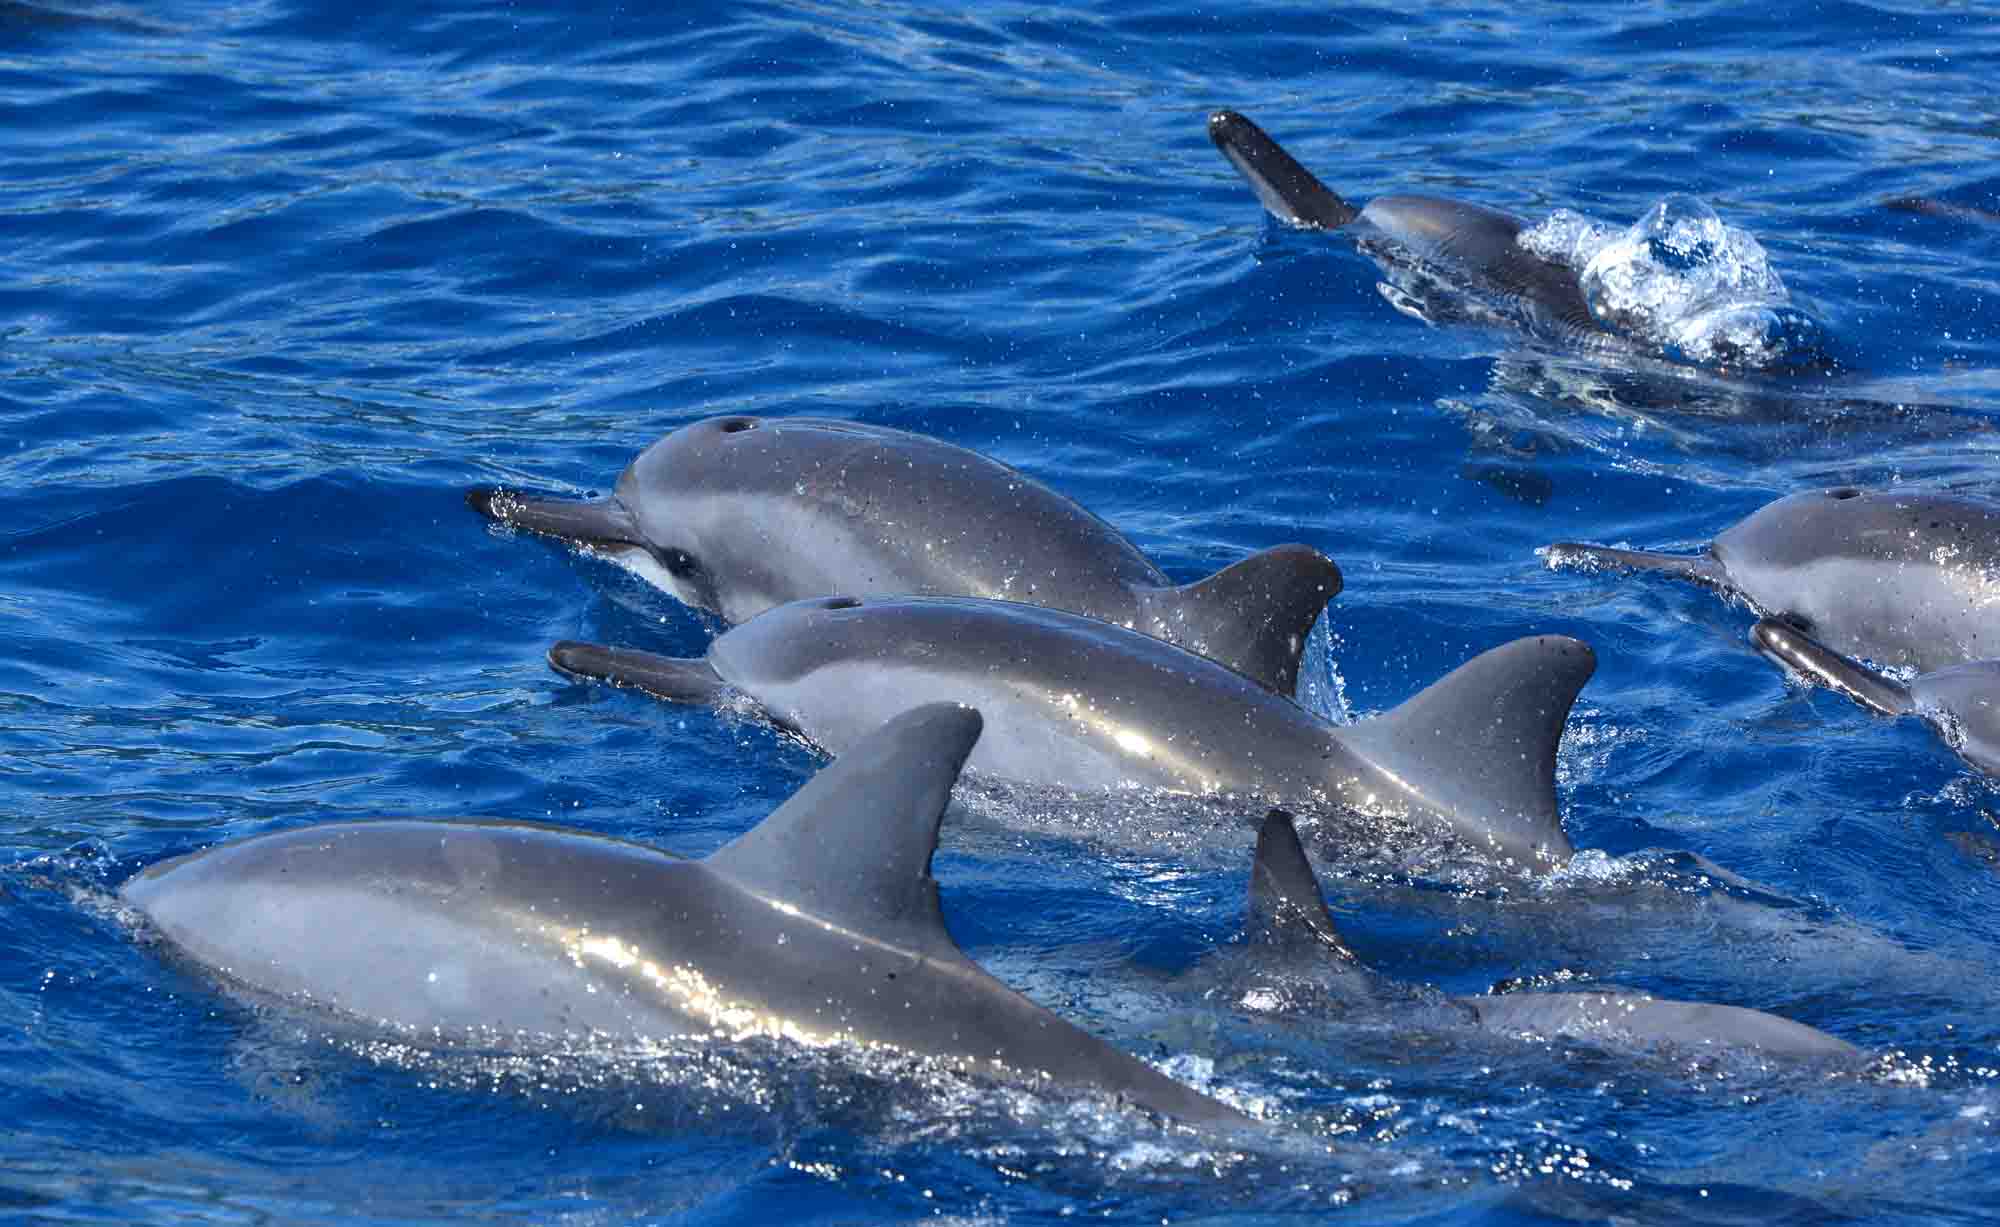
1245;811;1858;1060
547;595;1594;869
1548;487;2000;673
469;414;1341;695
1207;108;1611;345
122;705;1247;1126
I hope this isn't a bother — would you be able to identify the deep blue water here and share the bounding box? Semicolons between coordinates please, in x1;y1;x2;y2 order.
7;0;2000;1222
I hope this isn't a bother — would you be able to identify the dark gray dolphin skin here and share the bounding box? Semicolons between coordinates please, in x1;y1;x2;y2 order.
1752;616;2000;777
121;705;1247;1127
1248;811;1859;1060
1206;109;1610;344
467;415;1342;696
1548;486;2000;674
547;596;1595;869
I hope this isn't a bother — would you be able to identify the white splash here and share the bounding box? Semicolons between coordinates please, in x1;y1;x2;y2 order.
1519;196;1829;369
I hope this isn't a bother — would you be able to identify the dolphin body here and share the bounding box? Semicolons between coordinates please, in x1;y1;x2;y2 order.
1245;811;1859;1060
1548;487;2000;674
121;705;1246;1127
1753;616;2000;777
1206;109;1614;347
468;414;1342;696
546;596;1595;869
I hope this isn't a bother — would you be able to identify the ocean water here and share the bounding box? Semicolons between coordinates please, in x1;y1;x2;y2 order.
6;0;2000;1221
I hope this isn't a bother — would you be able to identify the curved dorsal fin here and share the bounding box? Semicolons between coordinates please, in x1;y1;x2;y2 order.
1340;636;1594;867
704;704;982;949
1138;545;1341;696
1248;810;1352;956
1207;110;1360;230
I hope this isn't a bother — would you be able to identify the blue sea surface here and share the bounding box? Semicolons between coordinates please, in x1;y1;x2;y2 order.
6;0;2000;1222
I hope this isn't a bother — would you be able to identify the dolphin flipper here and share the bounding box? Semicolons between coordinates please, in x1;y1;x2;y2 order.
1341;636;1594;866
548;640;730;705
1751;617;1913;716
1141;545;1342;696
468;488;644;550
1207;110;1360;230
1248;811;1356;960
706;704;979;948
1543;542;1730;590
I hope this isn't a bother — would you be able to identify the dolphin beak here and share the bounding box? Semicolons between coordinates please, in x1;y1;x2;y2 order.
466;488;644;551
547;640;727;704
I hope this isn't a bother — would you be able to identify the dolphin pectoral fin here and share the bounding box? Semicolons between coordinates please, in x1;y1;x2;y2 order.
1248;811;1355;958
1207;109;1360;230
1343;636;1595;867
1543;542;1730;590
467;488;644;551
1751;618;1913;716
1143;545;1342;696
547;640;730;705
706;704;982;949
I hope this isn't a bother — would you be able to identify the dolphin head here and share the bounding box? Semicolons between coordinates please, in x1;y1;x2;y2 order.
470;415;793;618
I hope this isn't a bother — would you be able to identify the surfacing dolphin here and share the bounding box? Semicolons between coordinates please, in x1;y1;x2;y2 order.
1547;486;2000;674
122;704;1247;1127
1206;108;1611;346
546;595;1595;869
468;414;1342;695
1753;616;2000;777
1247;811;1859;1060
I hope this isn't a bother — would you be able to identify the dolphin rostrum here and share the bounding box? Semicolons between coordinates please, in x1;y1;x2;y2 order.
1753;616;2000;777
121;705;1248;1126
1247;811;1859;1060
1548;487;2000;674
1206;108;1611;345
546;595;1594;869
468;414;1341;695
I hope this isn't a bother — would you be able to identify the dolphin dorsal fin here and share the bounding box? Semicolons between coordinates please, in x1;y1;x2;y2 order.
1138;545;1341;696
1248;811;1352;956
1340;636;1594;867
1207;110;1360;230
704;704;982;948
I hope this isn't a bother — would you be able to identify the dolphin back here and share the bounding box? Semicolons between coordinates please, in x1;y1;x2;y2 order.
1340;636;1594;866
1468;991;1858;1060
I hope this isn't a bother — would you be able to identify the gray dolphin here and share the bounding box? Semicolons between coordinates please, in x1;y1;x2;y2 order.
468;414;1342;696
546;595;1594;869
1752;616;2000;777
1548;486;2000;673
1207;109;1611;345
121;705;1247;1127
1247;810;1859;1060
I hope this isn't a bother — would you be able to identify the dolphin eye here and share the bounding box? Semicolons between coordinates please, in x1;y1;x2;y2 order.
1828;487;1861;500
717;418;758;434
655;547;702;579
822;596;861;610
